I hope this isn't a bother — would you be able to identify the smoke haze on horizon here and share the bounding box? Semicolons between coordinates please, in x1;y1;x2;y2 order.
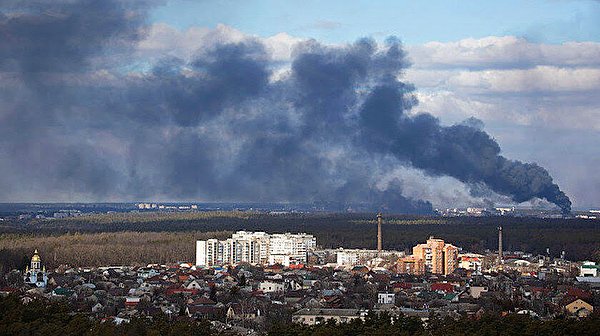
0;1;573;213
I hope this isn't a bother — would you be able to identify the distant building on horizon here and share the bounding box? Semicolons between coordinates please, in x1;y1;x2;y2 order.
195;231;316;267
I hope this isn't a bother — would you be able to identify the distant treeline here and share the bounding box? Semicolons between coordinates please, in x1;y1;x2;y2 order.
0;231;232;274
0;212;599;273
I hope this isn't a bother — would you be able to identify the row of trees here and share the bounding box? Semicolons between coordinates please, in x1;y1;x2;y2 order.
0;295;213;336
0;231;232;274
1;295;599;336
269;313;600;336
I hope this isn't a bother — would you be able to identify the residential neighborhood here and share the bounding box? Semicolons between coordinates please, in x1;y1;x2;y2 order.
2;231;598;334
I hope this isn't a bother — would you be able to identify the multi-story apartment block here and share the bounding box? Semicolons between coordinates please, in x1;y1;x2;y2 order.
396;255;425;275
399;237;458;275
196;231;316;267
335;249;380;267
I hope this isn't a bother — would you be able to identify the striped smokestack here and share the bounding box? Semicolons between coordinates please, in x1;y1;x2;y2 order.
498;226;503;265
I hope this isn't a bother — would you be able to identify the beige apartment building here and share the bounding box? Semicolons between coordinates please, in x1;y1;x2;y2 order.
398;237;458;276
396;255;426;275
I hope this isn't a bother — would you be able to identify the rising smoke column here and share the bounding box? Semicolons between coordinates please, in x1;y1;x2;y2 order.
0;1;571;213
358;78;572;213
287;37;571;213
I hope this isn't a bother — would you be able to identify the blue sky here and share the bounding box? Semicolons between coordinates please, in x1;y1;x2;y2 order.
152;0;600;44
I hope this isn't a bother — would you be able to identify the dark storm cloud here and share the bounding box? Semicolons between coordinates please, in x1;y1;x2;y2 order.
0;0;571;213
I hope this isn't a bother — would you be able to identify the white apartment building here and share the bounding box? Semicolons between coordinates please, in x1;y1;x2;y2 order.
259;281;284;293
458;253;484;273
196;231;316;267
336;249;378;267
378;292;395;305
580;261;600;277
335;248;405;268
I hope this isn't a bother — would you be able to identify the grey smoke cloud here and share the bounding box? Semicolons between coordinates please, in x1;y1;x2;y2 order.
0;1;571;213
358;83;572;213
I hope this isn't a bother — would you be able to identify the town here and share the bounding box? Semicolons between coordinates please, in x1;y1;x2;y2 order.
2;215;598;335
2;0;600;334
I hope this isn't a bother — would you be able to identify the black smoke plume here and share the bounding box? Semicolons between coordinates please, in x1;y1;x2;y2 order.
0;1;571;214
358;83;572;214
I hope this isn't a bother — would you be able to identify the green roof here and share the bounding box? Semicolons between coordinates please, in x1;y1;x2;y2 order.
443;293;457;300
53;288;74;296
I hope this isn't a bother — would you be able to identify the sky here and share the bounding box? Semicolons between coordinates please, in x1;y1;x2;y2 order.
152;0;600;208
145;0;600;209
0;0;598;211
152;0;600;44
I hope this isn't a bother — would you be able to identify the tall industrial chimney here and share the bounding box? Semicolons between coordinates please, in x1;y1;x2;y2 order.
498;226;503;265
377;213;383;255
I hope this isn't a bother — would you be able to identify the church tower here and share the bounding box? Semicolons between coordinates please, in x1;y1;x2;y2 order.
31;249;41;270
24;249;48;288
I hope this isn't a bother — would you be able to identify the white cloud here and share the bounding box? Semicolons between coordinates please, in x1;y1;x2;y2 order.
404;37;600;132
136;23;247;60
411;91;504;125
263;32;305;62
408;36;600;69
413;90;600;130
446;66;600;93
408;65;600;95
137;23;304;62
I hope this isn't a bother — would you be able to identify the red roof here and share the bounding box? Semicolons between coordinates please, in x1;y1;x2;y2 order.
187;305;223;315
192;297;215;305
166;288;199;296
393;282;412;289
147;275;162;282
125;298;140;307
530;287;551;294
566;287;592;300
431;283;454;293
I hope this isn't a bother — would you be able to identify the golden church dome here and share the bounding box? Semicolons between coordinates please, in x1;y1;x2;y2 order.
31;249;41;262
